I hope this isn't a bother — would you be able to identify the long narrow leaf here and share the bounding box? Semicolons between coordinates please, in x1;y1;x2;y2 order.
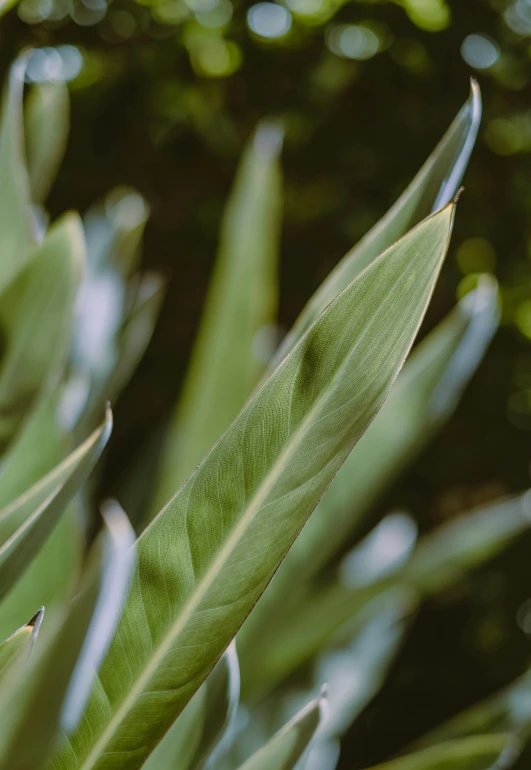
61;502;136;733
150;121;283;514
0;510;129;770
243;491;531;694
0;213;85;447
25;81;70;205
0;407;111;601
240;278;498;668
236;691;327;770
270;81;480;370
0;56;38;293
0;607;43;685
363;735;520;770
50;203;456;769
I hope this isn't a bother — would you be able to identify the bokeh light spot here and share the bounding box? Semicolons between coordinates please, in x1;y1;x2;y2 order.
247;2;292;39
461;34;500;70
326;24;380;60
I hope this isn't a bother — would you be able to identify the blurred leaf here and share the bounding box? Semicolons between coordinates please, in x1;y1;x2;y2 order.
61;502;136;734
142;688;207;770
240;278;498;675
0;407;111;602
0;607;43;685
25;81;70;205
50;204;455;769
363;735;520;770
0;393;82;642
144;642;239;770
194;640;240;769
413;669;531;749
0;213;85;447
150;121;283;514
0;56;38;292
75;273;165;437
244;490;531;694
235;691;326;770
270;80;480;369
0;507;131;770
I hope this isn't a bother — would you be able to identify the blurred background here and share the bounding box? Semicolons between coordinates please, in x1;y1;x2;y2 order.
2;0;531;766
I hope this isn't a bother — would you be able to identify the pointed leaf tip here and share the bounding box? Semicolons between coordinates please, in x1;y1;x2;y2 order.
453;186;465;203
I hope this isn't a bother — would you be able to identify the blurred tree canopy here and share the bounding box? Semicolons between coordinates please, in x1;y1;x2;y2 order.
3;0;531;766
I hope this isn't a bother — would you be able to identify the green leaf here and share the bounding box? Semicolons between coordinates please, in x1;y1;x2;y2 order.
0;394;82;643
0;56;38;292
150;121;283;514
0;213;85;447
192;640;240;769
51;203;456;770
0;607;44;685
0;505;133;770
25;81;70;205
0;407;111;602
61;501;136;733
239;278;498;669
144;642;239;770
363;735;520;770
245;490;531;694
235;691;326;770
270;81;480;370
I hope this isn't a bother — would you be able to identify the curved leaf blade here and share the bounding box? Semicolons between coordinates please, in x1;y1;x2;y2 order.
270;81;480;370
0;607;43;685
0;408;111;601
239;278;499;670
61;501;136;733
25;80;70;205
363;735;520;770
0;56;38;292
50;203;456;770
236;691;326;770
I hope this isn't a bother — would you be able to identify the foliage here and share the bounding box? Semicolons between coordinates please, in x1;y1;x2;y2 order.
0;49;528;770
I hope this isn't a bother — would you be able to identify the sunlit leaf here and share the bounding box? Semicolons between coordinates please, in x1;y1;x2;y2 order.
49;203;456;769
240;278;498;677
270;80;480;370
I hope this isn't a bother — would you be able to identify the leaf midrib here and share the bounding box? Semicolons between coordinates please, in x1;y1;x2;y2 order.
76;218;449;769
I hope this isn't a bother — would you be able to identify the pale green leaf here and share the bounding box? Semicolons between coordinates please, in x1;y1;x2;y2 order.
150;121;283;514
0;394;82;643
142;690;207;770
244;491;531;694
0;606;43;685
0;407;111;601
236;692;326;770
25;80;70;205
363;735;520;770
143;643;239;770
0;507;129;770
0;213;85;447
50;203;455;770
270;81;480;370
239;278;498;675
0;56;38;292
61;501;136;733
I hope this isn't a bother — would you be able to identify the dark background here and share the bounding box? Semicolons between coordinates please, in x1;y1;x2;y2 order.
3;0;531;765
